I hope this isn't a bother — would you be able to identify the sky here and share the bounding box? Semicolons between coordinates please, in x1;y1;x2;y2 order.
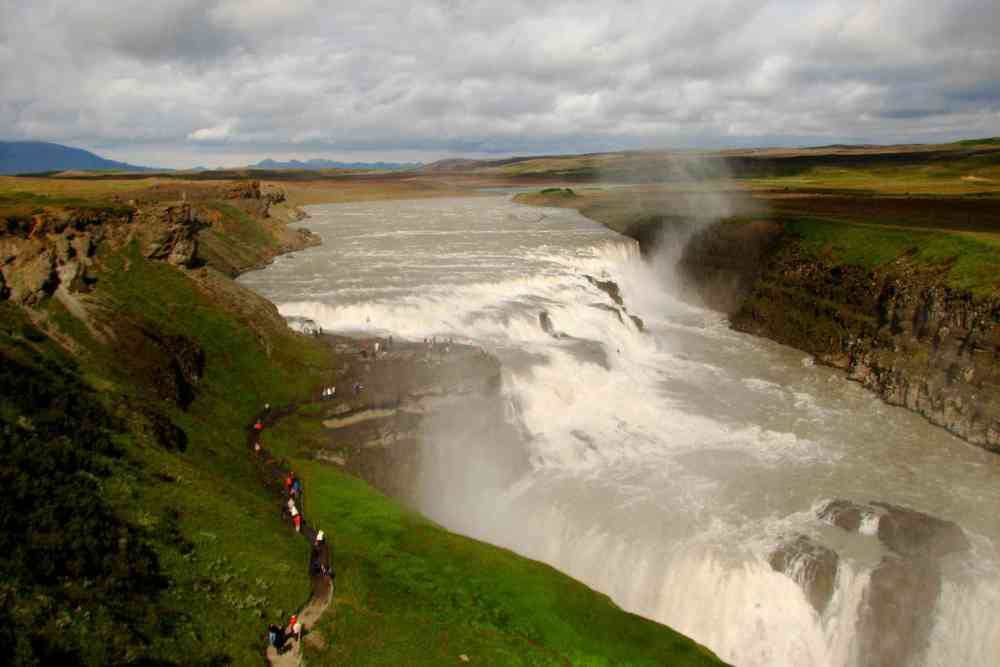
1;0;999;168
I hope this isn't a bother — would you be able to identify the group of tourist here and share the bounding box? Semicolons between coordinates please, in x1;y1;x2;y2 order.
252;407;331;658
424;336;454;354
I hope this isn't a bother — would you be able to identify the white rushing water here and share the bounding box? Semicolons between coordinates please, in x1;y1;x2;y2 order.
240;195;1000;667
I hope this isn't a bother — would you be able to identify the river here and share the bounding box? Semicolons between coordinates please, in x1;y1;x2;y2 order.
239;195;1000;667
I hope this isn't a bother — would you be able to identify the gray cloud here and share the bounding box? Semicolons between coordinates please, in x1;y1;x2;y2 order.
1;0;999;167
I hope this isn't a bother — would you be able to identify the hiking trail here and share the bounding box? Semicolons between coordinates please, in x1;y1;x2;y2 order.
248;400;335;666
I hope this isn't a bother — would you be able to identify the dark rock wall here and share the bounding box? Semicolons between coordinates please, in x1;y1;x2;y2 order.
729;242;1000;452
618;217;1000;453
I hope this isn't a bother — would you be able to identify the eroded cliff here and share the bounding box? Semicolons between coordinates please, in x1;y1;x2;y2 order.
731;244;1000;451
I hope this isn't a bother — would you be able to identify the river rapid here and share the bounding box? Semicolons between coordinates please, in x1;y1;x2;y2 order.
239;195;1000;667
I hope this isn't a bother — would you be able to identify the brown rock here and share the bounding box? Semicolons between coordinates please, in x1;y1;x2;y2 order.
585;275;624;306
817;499;867;532
857;556;941;667
871;501;970;559
139;203;204;268
819;499;970;559
6;243;58;304
768;535;839;614
539;310;555;335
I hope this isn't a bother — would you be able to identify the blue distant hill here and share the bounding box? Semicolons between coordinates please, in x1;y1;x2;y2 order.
252;158;422;171
0;141;156;175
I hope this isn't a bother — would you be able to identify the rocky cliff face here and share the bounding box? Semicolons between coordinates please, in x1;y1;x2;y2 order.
613;216;1000;453
0;202;201;306
729;242;1000;453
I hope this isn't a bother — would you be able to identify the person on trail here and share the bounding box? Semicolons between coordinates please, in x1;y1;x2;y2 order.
291;476;302;498
253;440;261;456
267;623;282;649
286;497;297;517
293;512;302;532
254;419;264;432
285;474;294;495
315;529;325;545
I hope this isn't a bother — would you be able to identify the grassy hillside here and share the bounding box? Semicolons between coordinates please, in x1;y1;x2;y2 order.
0;175;730;666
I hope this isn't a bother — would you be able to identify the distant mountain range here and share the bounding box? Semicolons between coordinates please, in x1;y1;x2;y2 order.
251;158;422;171
0;142;425;176
0;141;156;175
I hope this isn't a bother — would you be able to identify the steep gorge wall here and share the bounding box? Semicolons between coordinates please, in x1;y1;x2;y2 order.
623;219;1000;453
730;243;1000;452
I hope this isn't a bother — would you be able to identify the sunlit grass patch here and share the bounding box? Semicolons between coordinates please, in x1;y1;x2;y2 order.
289;459;730;666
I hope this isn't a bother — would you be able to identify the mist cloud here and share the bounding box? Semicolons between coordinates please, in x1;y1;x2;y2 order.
1;0;998;166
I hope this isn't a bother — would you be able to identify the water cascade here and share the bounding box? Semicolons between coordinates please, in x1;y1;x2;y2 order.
240;196;1000;667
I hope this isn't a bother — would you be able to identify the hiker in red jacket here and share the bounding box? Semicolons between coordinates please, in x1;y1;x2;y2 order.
288;614;302;643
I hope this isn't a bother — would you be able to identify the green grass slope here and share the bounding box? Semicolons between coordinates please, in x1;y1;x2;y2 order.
1;243;324;665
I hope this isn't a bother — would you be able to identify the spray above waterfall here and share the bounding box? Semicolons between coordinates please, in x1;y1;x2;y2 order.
592;153;767;312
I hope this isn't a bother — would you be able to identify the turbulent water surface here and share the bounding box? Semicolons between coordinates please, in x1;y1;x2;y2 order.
240;196;1000;667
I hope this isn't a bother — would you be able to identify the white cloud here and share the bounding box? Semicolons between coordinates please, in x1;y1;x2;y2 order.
188;119;238;142
1;0;998;167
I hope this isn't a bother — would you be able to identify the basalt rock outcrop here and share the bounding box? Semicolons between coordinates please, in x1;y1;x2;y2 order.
731;244;1000;452
769;499;970;665
583;275;645;332
585;275;624;306
818;498;971;557
767;535;839;614
816;499;970;667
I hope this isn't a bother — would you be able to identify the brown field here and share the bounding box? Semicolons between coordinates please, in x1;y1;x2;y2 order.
5;137;1000;242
